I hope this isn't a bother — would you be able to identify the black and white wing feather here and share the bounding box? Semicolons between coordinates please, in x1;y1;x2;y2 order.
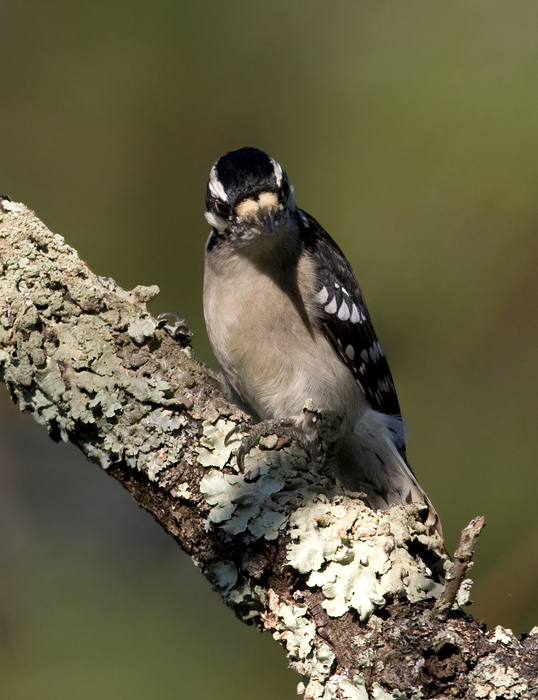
299;210;402;419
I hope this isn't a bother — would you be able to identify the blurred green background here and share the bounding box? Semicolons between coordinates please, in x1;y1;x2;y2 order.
2;1;538;697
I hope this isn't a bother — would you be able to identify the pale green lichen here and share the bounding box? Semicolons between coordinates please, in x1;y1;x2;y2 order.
127;315;156;344
490;625;515;646
309;644;335;682
210;560;238;595
272;602;338;698
137;409;195;480
273;602;316;660
0;202;202;492
199;470;243;524
371;683;423;699
195;419;235;468
209;561;267;621
199;421;445;628
299;678;339;700
172;482;192;499
339;676;368;700
200;445;318;540
455;577;473;608
472;656;528;699
195;410;448;694
288;497;443;620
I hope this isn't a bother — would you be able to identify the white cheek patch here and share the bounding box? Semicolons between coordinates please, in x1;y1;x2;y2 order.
204;210;228;231
270;158;283;187
208;165;229;202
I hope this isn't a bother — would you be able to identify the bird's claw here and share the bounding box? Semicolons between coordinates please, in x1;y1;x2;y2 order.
226;418;300;472
224;422;250;447
157;310;193;343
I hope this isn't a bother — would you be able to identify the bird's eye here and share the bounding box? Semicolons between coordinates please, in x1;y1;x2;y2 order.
215;200;231;218
280;180;290;201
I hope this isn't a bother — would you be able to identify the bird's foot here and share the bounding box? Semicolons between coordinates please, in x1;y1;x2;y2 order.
157;310;193;344
225;418;301;471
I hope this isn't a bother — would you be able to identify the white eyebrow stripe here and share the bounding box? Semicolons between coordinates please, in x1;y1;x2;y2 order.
270;158;283;187
208;165;229;202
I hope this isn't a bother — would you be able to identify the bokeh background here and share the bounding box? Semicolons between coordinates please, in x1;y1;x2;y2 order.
2;1;538;697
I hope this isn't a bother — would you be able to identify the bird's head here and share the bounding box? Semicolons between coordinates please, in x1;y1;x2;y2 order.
205;147;297;242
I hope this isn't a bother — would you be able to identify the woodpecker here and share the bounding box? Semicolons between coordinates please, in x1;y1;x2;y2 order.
203;147;441;537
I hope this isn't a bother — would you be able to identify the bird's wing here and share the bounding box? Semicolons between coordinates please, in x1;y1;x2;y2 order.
299;210;402;420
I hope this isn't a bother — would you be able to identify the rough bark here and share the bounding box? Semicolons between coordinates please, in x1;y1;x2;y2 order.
1;198;537;700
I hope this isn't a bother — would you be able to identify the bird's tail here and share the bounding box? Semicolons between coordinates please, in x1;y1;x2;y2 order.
384;436;444;549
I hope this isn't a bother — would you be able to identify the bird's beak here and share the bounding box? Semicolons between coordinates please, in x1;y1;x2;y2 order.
259;210;276;233
256;191;279;233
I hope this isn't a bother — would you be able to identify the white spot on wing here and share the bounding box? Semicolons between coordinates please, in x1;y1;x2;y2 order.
324;298;337;314
360;349;369;362
317;286;329;304
209;165;229;202
350;305;361;323
337;300;350;321
345;344;355;360
368;343;383;362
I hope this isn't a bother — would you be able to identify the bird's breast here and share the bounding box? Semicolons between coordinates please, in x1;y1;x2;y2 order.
204;249;362;420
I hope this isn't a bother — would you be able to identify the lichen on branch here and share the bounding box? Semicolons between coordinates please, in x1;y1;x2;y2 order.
1;199;537;699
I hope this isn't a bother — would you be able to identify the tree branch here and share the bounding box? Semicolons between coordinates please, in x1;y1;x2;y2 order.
1;198;537;699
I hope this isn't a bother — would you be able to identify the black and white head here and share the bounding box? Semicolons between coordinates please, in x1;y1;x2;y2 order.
205;147;297;242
